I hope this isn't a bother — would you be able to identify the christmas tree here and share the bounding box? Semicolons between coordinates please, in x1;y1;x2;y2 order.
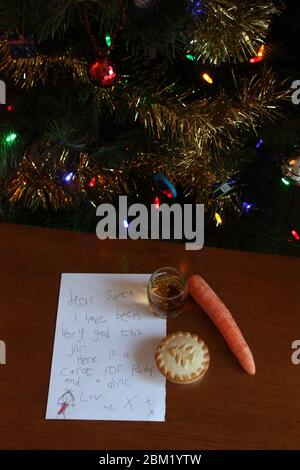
0;0;299;254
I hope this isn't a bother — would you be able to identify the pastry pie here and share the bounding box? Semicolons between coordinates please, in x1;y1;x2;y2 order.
155;331;210;384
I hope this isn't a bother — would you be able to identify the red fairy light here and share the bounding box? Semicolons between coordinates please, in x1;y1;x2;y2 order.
154;196;160;209
249;45;265;64
249;56;263;64
291;230;300;241
163;189;174;199
89;177;96;188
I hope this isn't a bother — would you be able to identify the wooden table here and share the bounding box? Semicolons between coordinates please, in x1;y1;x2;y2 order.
0;222;300;450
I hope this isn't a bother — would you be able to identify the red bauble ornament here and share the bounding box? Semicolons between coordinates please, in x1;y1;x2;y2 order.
89;58;117;87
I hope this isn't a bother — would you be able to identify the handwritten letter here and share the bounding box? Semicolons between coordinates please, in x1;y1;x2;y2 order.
46;274;166;421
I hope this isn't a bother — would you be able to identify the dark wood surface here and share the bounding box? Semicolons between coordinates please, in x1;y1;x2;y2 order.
0;222;300;450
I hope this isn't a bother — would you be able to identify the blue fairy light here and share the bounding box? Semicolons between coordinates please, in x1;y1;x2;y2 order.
256;138;263;149
242;202;254;213
64;172;74;183
190;0;204;16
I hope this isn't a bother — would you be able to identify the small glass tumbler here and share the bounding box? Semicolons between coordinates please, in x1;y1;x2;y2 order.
147;267;187;319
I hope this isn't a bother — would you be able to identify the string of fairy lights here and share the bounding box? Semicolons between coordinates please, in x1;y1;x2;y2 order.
2;119;299;243
0;0;294;241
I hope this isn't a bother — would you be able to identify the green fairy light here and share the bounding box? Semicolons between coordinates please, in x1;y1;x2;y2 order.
281;177;290;186
5;132;17;144
186;54;196;61
105;34;112;48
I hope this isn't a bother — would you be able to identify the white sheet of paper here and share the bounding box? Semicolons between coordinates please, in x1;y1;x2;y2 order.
46;274;166;421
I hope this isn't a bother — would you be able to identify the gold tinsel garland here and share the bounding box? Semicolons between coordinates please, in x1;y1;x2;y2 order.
3;67;287;211
5;143;125;210
4;141;232;210
123;68;287;156
0;40;89;89
188;0;281;64
6;142;75;210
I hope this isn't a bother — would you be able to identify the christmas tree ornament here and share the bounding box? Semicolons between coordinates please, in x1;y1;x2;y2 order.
281;154;300;186
7;34;37;59
83;0;127;87
89;58;117;87
153;172;177;199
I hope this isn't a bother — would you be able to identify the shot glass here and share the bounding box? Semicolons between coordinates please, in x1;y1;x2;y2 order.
147;266;187;319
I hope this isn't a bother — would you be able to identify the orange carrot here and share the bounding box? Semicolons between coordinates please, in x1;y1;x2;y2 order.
187;274;255;375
